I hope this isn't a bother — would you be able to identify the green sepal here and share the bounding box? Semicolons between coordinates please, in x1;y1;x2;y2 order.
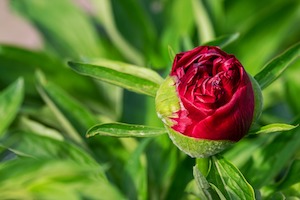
155;76;181;127
167;126;234;158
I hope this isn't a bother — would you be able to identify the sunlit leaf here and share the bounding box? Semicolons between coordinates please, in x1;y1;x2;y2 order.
0;78;24;137
86;122;166;138
207;155;256;200
241;125;300;188
249;123;298;135
193;165;223;200
68;59;163;97
254;42;300;89
0;159;124;200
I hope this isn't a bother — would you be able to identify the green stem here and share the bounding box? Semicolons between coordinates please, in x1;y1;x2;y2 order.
196;157;211;177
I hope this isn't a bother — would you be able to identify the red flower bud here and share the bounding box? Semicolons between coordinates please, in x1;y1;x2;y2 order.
156;46;260;157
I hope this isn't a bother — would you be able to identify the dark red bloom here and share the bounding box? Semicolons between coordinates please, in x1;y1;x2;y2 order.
170;46;254;141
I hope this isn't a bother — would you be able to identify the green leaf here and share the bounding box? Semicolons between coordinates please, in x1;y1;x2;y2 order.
160;0;195;63
2;131;101;170
193;165;223;200
122;138;150;200
68;59;163;97
0;78;24;137
192;0;215;43
277;159;300;191
89;0;144;65
250;123;298;135
10;0;104;58
240;123;300;188
36;71;97;146
203;33;240;48
0;159;124;200
254;42;300;89
207;155;256;200
86;122;166;138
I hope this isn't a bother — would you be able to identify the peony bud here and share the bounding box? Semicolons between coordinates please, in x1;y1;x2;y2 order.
156;46;261;158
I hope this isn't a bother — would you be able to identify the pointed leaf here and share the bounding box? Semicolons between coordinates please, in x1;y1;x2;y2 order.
250;123;298;135
207;155;255;200
68;59;163;97
254;42;300;89
36;71;97;146
86;123;166;138
0;78;24;137
193;165;223;200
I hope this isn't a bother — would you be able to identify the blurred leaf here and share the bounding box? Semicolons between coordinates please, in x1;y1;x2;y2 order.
10;0;104;58
277;159;300;191
284;65;300;115
87;122;166;138
0;78;24;137
0;45;103;103
207;155;256;200
225;1;300;74
254;42;300;89
160;0;195;62
90;0;144;65
2;131;101;171
0;159;124;200
192;0;215;43
36;71;97;146
250;123;298;135
241;125;300;188
9;0;124;119
146;135;179;199
203;33;240;48
68;59;163;97
17;116;64;141
122;138;150;200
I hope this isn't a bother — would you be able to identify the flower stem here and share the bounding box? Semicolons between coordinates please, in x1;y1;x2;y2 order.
196;157;211;177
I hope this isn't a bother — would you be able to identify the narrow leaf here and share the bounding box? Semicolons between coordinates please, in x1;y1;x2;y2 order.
122;139;150;200
68;59;163;97
250;123;298;135
193;165;223;200
86;123;166;138
36;71;95;146
203;33;240;48
0;159;124;200
90;0;144;65
208;155;256;200
254;42;300;89
192;0;215;43
0;78;24;137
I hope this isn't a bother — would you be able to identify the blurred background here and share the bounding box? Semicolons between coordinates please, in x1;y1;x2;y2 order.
0;0;300;199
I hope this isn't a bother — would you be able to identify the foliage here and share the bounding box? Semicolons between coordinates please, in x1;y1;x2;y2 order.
0;0;300;199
